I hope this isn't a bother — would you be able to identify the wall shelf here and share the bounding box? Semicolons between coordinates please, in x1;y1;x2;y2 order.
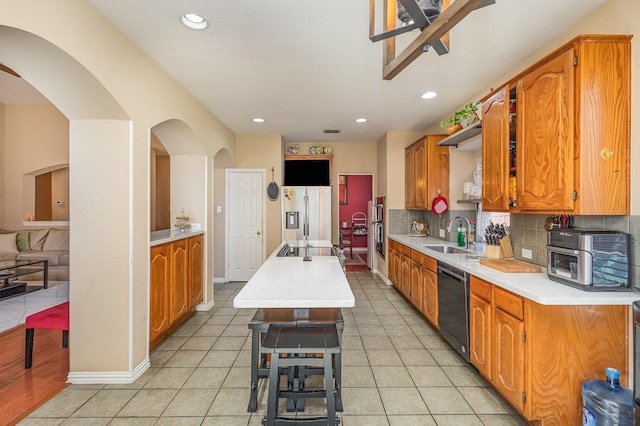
457;199;482;204
437;121;482;147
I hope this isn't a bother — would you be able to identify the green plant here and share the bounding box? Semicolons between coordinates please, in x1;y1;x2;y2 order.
440;101;481;128
440;111;463;128
460;101;480;122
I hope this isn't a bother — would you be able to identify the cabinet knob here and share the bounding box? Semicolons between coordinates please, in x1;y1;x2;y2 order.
600;148;614;159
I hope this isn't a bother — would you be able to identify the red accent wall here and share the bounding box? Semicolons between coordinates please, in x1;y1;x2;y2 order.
339;174;372;248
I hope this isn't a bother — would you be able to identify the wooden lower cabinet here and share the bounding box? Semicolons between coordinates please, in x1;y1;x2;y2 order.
420;256;438;328
400;246;411;299
409;251;423;311
188;234;204;309
150;234;204;349
389;241;439;328
150;243;170;344
469;276;629;425
170;238;189;323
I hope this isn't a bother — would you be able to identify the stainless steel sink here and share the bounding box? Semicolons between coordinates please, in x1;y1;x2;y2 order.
422;245;469;254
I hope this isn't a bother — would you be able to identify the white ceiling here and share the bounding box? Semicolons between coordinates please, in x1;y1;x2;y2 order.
2;0;609;143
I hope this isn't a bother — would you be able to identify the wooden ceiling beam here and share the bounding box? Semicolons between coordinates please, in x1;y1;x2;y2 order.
382;0;485;80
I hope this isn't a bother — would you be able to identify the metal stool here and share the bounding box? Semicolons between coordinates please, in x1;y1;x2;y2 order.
261;324;341;426
248;309;344;413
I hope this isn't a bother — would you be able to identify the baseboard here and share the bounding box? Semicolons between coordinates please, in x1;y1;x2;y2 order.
213;277;227;284
67;357;150;384
374;270;391;285
196;299;215;311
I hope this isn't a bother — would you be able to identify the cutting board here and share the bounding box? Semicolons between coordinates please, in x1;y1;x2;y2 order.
479;259;542;273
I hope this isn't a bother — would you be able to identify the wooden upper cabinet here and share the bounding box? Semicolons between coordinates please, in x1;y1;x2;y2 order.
573;37;631;214
517;49;575;211
405;135;449;210
482;86;510;212
480;35;631;214
404;147;415;209
413;142;427;208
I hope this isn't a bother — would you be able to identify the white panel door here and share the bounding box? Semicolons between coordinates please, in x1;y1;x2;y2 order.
227;170;264;281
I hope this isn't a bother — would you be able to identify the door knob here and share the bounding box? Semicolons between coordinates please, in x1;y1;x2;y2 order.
257;231;262;235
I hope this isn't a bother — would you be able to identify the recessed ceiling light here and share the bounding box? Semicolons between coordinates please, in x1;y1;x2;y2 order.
252;118;265;123
181;13;208;30
421;91;438;99
355;118;367;123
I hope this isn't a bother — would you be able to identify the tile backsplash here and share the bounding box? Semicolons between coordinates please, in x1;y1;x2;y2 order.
388;209;640;287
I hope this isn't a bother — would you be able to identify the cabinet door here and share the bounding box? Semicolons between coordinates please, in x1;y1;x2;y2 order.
421;267;438;327
401;253;411;298
410;260;423;311
469;293;492;379
493;308;526;412
170;238;189;323
574;39;630;215
517;49;575;211
426;135;449;208
188;235;203;309
405;146;415;209
150;244;170;343
413;141;427;209
482;86;510;211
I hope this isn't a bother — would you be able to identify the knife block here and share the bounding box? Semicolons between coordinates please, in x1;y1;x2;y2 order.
485;236;514;259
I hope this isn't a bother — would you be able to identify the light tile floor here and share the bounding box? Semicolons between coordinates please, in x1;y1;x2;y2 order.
20;273;527;425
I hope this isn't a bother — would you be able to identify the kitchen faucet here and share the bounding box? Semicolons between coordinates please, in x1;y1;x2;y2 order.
447;216;473;250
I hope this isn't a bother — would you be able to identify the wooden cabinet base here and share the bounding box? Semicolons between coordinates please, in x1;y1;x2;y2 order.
470;276;629;425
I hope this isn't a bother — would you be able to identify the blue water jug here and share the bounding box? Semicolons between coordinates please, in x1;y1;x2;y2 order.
582;367;634;425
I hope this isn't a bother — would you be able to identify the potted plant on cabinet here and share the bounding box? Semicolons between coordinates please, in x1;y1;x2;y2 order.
440;111;463;135
440;101;481;135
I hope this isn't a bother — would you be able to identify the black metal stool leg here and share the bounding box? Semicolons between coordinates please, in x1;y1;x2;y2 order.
25;328;34;369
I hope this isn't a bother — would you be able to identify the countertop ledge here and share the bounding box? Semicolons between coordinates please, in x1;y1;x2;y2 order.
150;229;205;246
389;234;640;306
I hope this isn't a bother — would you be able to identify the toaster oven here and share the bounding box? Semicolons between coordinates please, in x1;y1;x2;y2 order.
546;228;630;291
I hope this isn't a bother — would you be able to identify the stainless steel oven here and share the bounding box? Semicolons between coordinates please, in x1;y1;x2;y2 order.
437;262;470;362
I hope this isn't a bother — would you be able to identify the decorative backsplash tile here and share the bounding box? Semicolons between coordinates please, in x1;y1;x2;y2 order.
389;209;639;287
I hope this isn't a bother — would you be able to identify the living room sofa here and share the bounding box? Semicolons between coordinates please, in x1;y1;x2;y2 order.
0;228;69;281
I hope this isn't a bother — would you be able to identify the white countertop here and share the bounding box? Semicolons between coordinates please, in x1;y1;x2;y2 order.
150;229;205;246
233;241;355;309
389;234;640;306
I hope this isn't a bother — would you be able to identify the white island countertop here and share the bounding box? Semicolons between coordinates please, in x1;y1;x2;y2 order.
233;241;355;309
389;234;640;306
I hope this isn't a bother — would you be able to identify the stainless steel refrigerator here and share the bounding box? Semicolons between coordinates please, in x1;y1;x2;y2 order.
282;186;332;242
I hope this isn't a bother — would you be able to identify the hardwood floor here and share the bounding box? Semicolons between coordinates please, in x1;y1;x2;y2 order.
0;325;69;426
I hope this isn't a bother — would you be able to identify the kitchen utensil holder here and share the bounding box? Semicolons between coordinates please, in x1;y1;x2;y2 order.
485;236;514;259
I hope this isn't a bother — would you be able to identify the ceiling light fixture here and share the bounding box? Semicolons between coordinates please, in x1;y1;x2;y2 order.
181;13;208;30
252;118;265;123
369;0;495;80
421;91;437;99
355;118;367;123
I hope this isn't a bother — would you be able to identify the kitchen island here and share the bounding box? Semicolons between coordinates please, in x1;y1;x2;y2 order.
389;234;638;426
233;240;354;414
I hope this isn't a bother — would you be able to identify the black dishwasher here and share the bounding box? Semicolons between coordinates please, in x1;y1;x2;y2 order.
437;262;470;362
